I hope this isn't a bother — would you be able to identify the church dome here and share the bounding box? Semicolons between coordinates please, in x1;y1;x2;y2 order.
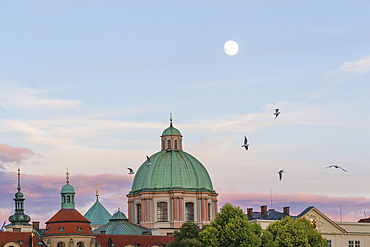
61;183;75;194
161;125;181;136
130;120;215;195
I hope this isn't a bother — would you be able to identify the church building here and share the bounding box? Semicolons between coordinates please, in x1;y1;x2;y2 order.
127;118;218;235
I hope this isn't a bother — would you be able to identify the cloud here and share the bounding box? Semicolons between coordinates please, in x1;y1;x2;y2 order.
0;86;82;110
217;191;370;222
0;143;36;165
326;56;370;81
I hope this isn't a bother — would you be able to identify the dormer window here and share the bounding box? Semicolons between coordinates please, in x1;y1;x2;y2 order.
77;226;82;231
58;226;64;231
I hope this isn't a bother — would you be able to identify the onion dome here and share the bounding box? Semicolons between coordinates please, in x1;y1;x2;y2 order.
129;119;215;195
8;164;31;226
93;209;150;235
84;185;112;228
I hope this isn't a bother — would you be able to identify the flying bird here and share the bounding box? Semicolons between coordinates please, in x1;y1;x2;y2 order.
325;165;347;172
146;155;153;166
241;136;249;150
274;109;280;119
278;170;284;181
127;168;135;174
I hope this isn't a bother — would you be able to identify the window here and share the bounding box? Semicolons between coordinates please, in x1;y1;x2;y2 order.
349;241;354;247
77;226;82;231
57;242;65;247
167;140;171;149
67;196;70;203
62;196;65;203
185;202;194;222
157;202;168;222
208;203;211;221
137;204;142;223
174;140;177;149
77;242;84;247
355;241;360;247
58;226;64;232
163;140;165;150
327;240;331;247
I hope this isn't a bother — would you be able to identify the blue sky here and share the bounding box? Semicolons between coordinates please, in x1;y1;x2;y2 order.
1;0;370;225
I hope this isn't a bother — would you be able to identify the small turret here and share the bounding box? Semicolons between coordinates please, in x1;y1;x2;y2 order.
61;167;75;209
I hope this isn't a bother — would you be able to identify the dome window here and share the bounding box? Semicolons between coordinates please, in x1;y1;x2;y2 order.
167;140;171;149
137;204;142;224
57;242;65;247
162;140;165;150
157;202;168;222
185;202;194;222
175;140;178;149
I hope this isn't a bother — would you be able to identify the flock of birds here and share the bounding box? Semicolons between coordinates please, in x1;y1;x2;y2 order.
241;109;347;181
126;109;347;179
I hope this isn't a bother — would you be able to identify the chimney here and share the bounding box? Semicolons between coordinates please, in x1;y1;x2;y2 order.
261;205;267;217
100;231;106;235
32;222;40;230
283;207;290;215
247;208;253;218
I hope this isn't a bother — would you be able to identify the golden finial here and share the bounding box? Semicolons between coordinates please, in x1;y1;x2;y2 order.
170;113;173;126
66;167;70;184
118;207;120;212
96;184;99;197
17;162;20;175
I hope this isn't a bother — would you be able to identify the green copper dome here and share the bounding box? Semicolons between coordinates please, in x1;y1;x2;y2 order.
129;150;214;194
61;184;75;194
161;125;182;136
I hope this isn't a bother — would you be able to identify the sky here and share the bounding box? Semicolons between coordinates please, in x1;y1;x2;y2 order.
1;0;370;227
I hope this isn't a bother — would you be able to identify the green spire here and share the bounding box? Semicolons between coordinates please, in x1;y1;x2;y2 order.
61;167;76;209
8;163;31;225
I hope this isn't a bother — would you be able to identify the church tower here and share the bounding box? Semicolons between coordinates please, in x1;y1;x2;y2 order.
5;164;32;232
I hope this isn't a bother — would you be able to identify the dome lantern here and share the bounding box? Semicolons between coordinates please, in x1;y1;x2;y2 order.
61;167;75;209
160;114;183;151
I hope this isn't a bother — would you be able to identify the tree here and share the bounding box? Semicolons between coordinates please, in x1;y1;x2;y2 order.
265;216;328;247
199;203;265;247
167;221;202;247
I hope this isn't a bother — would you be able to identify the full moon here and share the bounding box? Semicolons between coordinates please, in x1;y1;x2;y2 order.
224;40;239;56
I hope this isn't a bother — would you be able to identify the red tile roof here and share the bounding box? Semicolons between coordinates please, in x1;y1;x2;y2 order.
45;209;90;224
0;231;43;247
94;235;174;247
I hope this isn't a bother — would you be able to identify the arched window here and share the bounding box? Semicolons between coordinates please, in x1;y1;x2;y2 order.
57;242;65;247
208;203;211;221
77;242;84;247
72;195;74;203
67;195;70;203
174;140;178;149
157;202;168;222
137;204;142;224
62;196;65;203
185;202;194;222
163;140;165;150
167;140;171;149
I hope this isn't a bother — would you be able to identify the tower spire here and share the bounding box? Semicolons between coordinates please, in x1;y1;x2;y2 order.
96;184;99;201
17;163;21;192
170;113;173;127
66;167;69;184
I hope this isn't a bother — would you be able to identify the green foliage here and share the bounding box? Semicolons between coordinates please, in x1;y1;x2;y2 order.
265;216;328;247
167;222;202;247
199;203;264;247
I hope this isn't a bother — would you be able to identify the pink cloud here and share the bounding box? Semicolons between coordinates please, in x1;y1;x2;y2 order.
1;171;369;230
217;191;370;222
0;143;35;164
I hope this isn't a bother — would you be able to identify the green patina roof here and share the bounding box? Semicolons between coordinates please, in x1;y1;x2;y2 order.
129;150;215;194
84;198;112;226
110;210;128;221
61;184;75;194
161;125;181;136
93;211;150;235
